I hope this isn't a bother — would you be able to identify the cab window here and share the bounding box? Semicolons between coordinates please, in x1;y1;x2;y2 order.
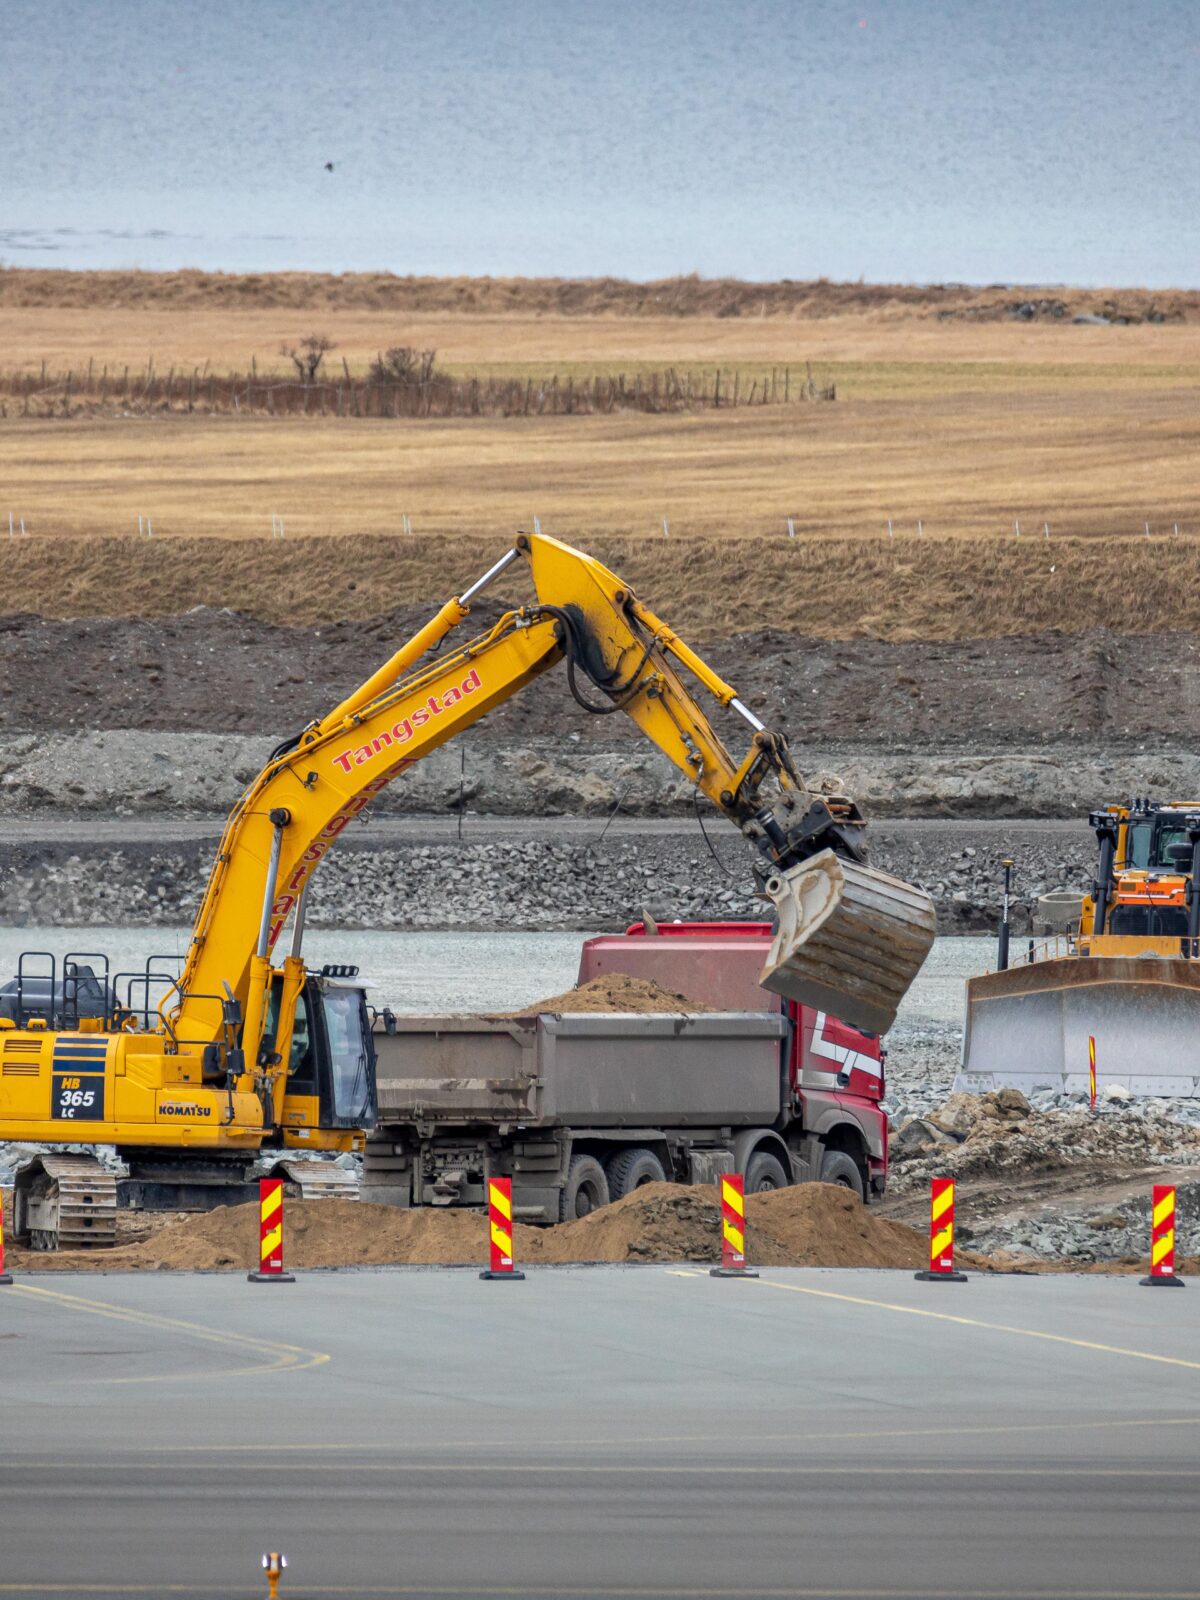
1124;821;1151;869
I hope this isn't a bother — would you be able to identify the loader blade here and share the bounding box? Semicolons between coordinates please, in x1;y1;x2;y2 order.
958;955;1200;1097
759;848;936;1036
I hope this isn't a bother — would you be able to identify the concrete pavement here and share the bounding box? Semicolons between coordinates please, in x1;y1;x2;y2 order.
1;1266;1198;1598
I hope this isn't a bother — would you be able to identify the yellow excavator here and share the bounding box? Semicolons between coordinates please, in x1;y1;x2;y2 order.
0;533;935;1247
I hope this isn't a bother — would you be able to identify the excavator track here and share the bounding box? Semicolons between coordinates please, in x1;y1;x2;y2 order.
13;1153;119;1250
269;1158;360;1200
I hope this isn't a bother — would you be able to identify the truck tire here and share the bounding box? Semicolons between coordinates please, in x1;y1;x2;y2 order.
560;1155;610;1220
744;1151;789;1193
606;1147;666;1199
819;1149;865;1202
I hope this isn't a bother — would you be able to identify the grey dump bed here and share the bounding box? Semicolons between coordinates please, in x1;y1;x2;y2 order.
373;1011;789;1128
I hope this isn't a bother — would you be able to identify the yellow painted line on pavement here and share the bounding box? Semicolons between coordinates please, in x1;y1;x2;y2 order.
10;1283;329;1381
668;1268;1200;1373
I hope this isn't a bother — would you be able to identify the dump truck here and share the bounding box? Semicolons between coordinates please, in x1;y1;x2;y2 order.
1;531;932;1246
363;919;889;1219
959;798;1200;1098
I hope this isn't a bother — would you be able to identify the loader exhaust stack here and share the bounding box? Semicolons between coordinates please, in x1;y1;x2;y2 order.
758;849;937;1037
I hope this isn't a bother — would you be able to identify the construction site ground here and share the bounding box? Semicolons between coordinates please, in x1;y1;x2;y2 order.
3;1267;1199;1598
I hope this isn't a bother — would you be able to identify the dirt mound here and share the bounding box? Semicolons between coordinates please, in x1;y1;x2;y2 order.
3;1182;979;1273
508;974;716;1016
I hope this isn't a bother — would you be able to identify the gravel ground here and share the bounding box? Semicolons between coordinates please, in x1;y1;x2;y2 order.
0;817;1096;934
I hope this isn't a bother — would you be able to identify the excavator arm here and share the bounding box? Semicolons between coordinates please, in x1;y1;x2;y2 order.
172;535;934;1090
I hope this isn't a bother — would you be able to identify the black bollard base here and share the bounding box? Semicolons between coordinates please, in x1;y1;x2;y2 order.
710;1266;759;1279
914;1269;968;1282
479;1269;526;1280
1139;1274;1185;1288
0;1272;12;1286
247;1271;296;1283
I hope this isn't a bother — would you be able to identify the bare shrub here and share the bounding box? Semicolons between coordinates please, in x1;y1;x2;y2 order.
280;333;336;382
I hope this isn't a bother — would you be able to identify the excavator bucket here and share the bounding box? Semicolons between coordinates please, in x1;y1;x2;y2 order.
958;955;1200;1097
759;849;937;1037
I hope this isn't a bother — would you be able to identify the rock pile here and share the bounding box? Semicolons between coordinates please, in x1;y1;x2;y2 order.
1;824;1094;935
890;1089;1200;1197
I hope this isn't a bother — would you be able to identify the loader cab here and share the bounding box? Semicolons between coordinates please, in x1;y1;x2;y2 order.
265;971;378;1133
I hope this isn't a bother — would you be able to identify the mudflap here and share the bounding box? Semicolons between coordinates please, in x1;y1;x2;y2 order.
760;848;937;1037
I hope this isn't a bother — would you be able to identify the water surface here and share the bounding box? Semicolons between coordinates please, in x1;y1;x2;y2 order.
2;1;1196;284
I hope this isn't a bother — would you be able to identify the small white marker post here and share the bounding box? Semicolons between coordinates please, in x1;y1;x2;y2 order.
887;519;893;540
662;516;669;538
146;518;153;539
19;519;25;536
138;514;144;537
1145;522;1151;539
787;516;796;540
917;519;924;538
533;514;541;535
1014;518;1020;538
1044;522;1050;540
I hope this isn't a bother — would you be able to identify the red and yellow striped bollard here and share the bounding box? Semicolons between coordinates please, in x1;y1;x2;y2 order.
480;1176;525;1281
710;1172;759;1279
914;1176;967;1282
1140;1184;1185;1288
248;1177;295;1284
0;1189;12;1286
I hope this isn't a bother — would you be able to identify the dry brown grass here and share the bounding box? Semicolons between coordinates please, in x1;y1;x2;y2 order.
2;271;1198;640
1;381;1196;546
5;529;1200;639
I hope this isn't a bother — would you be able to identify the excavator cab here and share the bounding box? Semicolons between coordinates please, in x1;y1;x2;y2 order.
265;972;378;1138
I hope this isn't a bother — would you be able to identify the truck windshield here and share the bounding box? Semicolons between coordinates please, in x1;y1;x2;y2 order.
321;986;376;1125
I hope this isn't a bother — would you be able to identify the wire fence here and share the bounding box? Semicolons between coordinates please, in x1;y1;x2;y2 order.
0;361;836;420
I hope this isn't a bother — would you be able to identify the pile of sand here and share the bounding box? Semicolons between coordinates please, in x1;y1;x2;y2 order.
507;974;716;1016
5;1182;982;1274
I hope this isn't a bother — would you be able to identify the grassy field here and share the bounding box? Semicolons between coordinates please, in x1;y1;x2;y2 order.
1;270;1198;615
1;380;1196;544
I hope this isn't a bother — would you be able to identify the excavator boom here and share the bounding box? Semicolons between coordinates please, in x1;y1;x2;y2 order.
177;533;934;1049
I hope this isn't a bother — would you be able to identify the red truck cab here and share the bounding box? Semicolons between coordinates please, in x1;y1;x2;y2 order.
578;920;889;1199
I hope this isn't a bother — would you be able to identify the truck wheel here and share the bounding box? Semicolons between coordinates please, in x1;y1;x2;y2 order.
819;1150;865;1202
744;1151;790;1193
560;1155;610;1221
606;1147;666;1199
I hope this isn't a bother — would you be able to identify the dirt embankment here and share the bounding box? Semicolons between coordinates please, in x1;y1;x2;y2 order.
5;535;1200;638
3;269;1194;322
3;606;1195;748
3;1182;984;1274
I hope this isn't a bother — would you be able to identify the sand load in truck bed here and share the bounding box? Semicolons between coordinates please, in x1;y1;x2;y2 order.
507;974;718;1016
760;848;937;1037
